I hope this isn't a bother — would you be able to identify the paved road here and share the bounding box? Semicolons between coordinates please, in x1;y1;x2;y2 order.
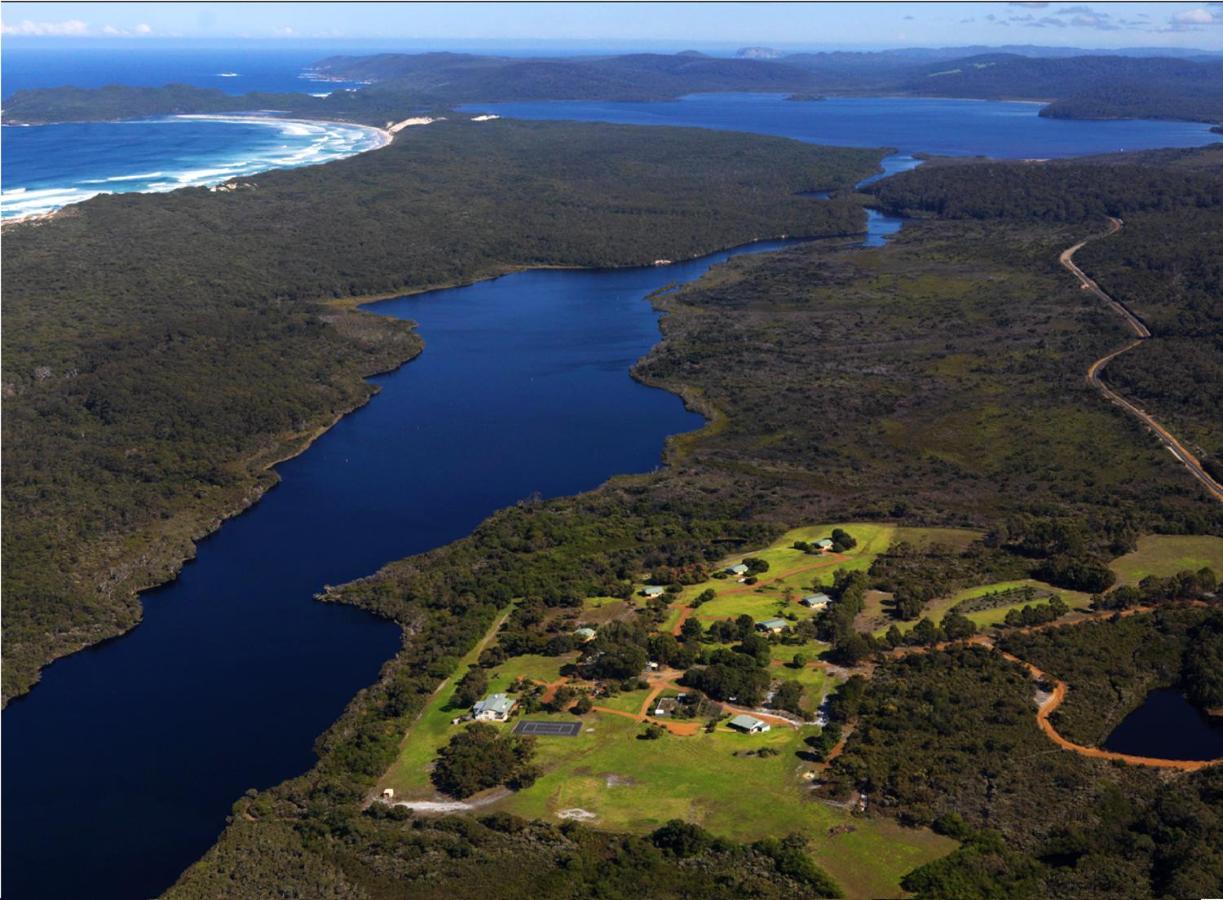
1060;218;1223;503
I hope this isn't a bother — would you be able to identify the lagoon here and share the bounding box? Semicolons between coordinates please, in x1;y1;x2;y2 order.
460;93;1218;159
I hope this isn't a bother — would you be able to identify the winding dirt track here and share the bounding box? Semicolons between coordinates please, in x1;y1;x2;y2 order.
1061;219;1223;503
883;625;1222;772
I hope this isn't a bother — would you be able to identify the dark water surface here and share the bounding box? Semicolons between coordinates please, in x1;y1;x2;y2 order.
1;240;815;899
1103;688;1223;761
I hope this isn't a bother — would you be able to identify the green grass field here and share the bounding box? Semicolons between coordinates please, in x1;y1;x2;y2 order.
661;523;904;630
872;579;1094;636
1108;534;1223;586
491;710;954;898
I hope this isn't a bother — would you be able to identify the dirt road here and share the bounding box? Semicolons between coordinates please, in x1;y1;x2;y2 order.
1061;218;1222;503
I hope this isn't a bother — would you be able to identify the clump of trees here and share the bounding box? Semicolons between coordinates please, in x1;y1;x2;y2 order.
1002;595;1069;628
432;723;538;798
1093;566;1217;610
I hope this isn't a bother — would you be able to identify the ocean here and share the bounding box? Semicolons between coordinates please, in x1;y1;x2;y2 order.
1;44;380;219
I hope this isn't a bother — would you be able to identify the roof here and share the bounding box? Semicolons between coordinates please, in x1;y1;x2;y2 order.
574;627;597;639
816;538;835;548
727;563;749;574
642;585;666;595
802;592;831;605
472;693;515;715
729;714;766;730
759;618;789;630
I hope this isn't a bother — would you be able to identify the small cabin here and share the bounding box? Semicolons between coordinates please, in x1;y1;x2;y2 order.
756;618;790;634
641;585;666;598
726;563;750;576
815;539;835;551
801;593;831;609
728;714;771;734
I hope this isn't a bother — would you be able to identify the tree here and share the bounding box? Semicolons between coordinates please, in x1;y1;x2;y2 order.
692;588;716;607
743;557;770;574
772;680;805;717
571;694;593;715
735;614;755;640
790;652;808;669
830;528;857;551
885;625;904;648
941;610;977;641
910;617;942;646
680;617;704;642
451;667;489;709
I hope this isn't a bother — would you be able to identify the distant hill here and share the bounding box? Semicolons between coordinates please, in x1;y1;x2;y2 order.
311;51;814;103
5;50;1221;125
895;54;1223;122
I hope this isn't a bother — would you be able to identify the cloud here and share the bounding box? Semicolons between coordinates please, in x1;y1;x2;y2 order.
100;22;154;36
272;25;297;37
1172;7;1214;24
903;15;915;21
0;18;88;35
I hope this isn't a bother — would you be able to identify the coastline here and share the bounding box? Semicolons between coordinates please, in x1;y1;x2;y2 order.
1;113;394;226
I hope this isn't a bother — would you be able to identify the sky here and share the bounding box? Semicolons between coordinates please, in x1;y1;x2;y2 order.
2;2;1222;51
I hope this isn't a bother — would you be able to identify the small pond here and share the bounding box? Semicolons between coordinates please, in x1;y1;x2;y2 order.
1102;687;1223;761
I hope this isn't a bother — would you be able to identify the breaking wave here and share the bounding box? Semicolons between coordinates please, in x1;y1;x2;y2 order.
2;115;388;220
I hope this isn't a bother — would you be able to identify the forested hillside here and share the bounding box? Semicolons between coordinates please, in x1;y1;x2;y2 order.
1;120;884;701
867;151;1223;477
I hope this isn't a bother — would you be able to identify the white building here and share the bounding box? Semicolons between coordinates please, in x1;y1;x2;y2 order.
472;693;516;722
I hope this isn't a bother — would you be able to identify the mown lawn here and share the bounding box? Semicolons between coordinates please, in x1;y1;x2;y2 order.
1109;534;1223;585
492;710;954;899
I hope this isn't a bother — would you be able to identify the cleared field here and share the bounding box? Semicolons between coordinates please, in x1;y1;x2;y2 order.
890;526;984;550
1109;534;1223;585
874;579;1093;636
491;710;954;899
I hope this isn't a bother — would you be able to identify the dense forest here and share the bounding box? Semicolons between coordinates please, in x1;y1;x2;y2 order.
171;179;1219;894
2;120;884;701
867;151;1223;479
7;49;1223;125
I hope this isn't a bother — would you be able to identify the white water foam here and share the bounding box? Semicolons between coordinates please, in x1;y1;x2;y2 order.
2;115;389;220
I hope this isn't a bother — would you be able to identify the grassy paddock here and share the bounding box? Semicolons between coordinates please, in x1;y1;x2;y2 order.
1109;534;1223;585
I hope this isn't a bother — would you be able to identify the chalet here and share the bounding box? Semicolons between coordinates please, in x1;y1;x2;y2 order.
726;563;750;576
574;627;597;642
815;539;835;552
641;585;666;598
653;697;679;717
801;592;831;609
472;693;516;722
756;618;790;634
728;714;771;734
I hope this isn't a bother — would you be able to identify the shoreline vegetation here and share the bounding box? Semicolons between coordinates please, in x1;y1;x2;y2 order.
2;119;887;702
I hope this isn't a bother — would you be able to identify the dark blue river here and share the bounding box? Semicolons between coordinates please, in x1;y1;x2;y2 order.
2;237;820;899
